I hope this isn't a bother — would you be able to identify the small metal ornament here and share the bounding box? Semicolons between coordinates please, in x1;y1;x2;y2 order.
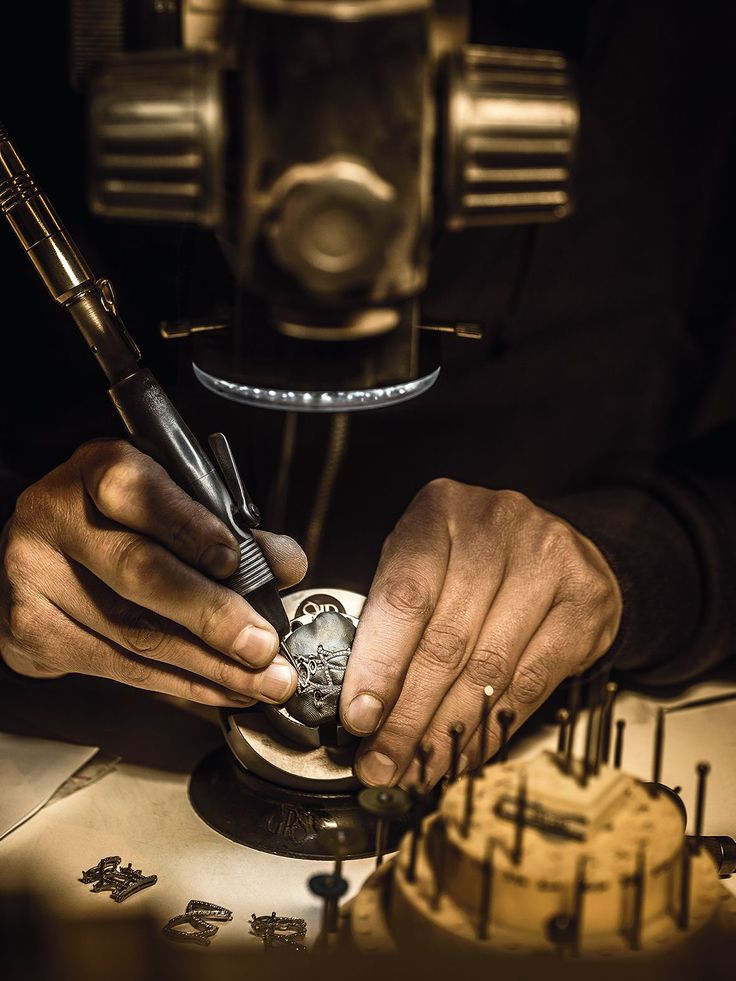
162;900;233;946
249;912;308;951
79;856;157;903
282;611;357;727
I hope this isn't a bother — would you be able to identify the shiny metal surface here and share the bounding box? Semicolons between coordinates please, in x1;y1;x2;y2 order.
223;588;367;790
193;362;441;411
445;45;579;229
242;0;430;19
265;155;399;297
88;50;224;226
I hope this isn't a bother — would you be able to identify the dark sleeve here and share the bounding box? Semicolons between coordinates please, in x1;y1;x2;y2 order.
0;465;26;530
544;421;736;689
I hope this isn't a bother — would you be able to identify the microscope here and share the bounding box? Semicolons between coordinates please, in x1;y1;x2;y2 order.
0;0;578;858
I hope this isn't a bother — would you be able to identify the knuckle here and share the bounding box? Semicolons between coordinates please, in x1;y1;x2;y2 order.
7;598;38;646
76;438;133;468
466;642;516;688
113;537;158;590
198;592;236;646
208;655;241;692
118;608;166;657
416;619;467;672
539;518;575;557
94;457;144;519
169;505;207;561
578;568;614;607
512;657;552;705
13;485;44;527
420;477;460;504
1;536;28;585
376;711;423;748
490;489;532;524
185;678;221;706
113;653;153;687
377;571;435;623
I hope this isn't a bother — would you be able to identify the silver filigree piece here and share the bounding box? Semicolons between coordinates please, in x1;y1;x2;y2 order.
249;911;307;951
80;856;157;903
163;900;234;946
282;610;356;727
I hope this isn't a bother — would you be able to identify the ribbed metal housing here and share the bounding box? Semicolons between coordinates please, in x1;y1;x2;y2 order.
225;537;276;596
88;50;224;226
445;45;579;229
69;0;125;92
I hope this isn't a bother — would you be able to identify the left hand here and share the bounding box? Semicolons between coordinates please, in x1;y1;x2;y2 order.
340;479;622;788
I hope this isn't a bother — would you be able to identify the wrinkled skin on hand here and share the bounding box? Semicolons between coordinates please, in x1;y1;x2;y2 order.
340;479;622;788
0;439;307;707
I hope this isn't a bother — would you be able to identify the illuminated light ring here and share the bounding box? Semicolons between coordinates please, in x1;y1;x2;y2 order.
192;363;441;412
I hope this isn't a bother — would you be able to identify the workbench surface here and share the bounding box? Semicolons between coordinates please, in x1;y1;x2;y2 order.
1;669;735;949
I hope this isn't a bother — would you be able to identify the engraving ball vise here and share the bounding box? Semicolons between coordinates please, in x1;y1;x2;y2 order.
70;0;579;409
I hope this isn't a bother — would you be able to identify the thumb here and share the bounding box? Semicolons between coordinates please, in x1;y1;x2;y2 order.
253;530;308;589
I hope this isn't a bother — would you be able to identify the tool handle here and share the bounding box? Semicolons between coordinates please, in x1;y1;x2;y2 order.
0;123;291;638
109;369;290;637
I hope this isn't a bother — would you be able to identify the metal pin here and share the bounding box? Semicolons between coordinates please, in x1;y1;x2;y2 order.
629;842;646;951
308;873;348;942
496;708;515;763
478;685;495;770
477;838;495;941
601;681;618;763
652;708;666;785
327;829;349;932
597;660;612;704
694;761;711;842
572;855;588;956
431;818;449;911
405;787;428;884
376;818;388;866
564;674;583;774
417;740;433;791
358;786;411;868
613;718;626;769
581;704;597;786
556;708;570;756
600;681;618;766
461;763;475;838
678;839;692;931
448;723;465;783
593;707;605;775
511;771;528;866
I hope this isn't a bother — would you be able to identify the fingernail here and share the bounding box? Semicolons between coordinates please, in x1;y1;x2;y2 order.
233;625;277;667
358;751;397;786
260;656;297;703
345;693;384;735
201;543;239;578
226;692;256;706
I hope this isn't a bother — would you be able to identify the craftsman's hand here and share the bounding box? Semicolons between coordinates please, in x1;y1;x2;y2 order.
0;440;307;706
341;479;622;787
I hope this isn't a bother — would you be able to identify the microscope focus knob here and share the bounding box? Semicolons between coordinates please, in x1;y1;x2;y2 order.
445;45;579;230
87;49;223;227
264;156;400;297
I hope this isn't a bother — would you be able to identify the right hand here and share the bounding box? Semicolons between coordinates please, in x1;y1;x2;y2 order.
0;439;307;706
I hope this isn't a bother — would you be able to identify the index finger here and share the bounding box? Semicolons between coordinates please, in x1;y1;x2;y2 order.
340;505;449;737
79;440;240;579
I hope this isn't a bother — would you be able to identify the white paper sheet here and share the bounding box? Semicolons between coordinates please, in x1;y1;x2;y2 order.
0;733;98;841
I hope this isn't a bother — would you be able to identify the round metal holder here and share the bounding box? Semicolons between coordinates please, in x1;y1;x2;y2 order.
189;746;413;859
